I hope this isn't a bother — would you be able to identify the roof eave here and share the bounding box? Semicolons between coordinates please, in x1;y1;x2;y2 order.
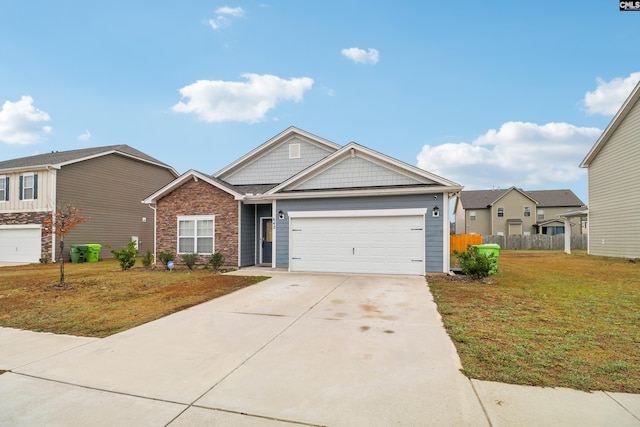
256;185;463;201
143;170;243;203
581;80;640;168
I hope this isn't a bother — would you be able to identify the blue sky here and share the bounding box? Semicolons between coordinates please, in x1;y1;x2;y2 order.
1;2;639;204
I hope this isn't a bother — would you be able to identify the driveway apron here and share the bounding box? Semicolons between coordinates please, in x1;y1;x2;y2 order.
2;273;487;426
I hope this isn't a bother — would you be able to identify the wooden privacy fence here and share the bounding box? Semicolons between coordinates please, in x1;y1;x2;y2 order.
482;234;588;250
450;234;482;254
451;234;588;252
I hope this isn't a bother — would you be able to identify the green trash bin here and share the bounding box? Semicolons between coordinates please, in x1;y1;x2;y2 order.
86;244;102;262
70;244;88;263
474;244;501;274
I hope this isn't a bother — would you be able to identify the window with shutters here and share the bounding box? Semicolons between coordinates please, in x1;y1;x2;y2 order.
20;173;37;200
0;176;7;202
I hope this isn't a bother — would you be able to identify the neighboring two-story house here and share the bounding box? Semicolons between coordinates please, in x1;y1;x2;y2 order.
0;145;178;263
580;80;640;259
144;127;463;275
454;187;585;236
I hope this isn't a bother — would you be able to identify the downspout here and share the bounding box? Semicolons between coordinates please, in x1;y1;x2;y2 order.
147;203;157;265
443;193;451;273
50;167;57;262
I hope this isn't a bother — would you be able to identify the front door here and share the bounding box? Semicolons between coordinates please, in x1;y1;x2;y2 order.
261;218;273;264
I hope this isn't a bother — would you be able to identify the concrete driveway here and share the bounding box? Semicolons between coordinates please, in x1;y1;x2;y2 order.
1;271;639;426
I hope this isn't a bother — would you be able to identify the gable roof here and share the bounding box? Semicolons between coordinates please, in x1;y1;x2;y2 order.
526;189;584;207
213;126;341;180
143;170;243;203
0;144;178;175
458;187;534;209
263;142;462;198
458;187;584;210
581;80;640;167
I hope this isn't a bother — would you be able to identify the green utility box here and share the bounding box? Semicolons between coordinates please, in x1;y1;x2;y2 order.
474;243;501;274
86;244;102;262
70;244;89;263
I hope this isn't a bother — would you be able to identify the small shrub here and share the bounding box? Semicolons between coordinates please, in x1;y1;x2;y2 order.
454;245;494;280
141;249;153;267
111;241;138;271
158;252;175;270
39;257;50;264
182;253;198;270
208;251;225;272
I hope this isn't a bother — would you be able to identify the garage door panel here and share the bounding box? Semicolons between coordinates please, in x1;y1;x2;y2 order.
290;214;425;275
0;227;42;263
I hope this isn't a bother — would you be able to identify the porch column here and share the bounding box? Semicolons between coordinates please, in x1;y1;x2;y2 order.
564;218;571;254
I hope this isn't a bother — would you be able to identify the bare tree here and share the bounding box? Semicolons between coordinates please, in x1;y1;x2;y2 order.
43;205;85;288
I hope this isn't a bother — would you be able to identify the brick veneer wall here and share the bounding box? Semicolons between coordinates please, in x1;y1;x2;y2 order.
155;179;238;267
0;211;53;261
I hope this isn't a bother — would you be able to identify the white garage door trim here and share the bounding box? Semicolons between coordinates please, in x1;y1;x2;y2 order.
0;224;42;263
288;209;426;276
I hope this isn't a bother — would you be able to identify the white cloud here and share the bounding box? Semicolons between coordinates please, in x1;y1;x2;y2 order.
172;73;314;123
77;129;91;142
583;72;640;115
416;122;601;190
209;6;245;29
0;96;52;145
341;47;380;65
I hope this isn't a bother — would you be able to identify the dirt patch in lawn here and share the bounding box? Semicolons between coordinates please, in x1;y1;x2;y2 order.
0;261;267;337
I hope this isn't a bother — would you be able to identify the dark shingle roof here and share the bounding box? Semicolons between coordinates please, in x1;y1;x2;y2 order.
0;144;173;170
525;190;584;207
460;188;585;209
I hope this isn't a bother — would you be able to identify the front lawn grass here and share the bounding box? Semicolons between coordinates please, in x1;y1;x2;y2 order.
0;260;267;337
429;250;640;393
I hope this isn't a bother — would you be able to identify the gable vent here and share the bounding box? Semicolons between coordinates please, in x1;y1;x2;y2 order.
289;143;301;159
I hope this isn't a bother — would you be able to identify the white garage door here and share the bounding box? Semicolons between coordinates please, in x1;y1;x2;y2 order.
289;210;425;275
0;226;42;263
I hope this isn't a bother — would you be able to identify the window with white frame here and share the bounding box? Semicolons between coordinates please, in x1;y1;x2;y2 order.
537;209;545;221
497;207;504;217
524;206;531;217
469;211;476;221
0;176;7;201
178;216;214;254
20;173;37;200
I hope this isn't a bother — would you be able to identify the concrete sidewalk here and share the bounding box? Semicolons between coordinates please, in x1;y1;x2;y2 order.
0;272;639;426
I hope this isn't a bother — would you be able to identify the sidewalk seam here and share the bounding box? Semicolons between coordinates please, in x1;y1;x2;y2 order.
469;379;494;427
603;391;640;423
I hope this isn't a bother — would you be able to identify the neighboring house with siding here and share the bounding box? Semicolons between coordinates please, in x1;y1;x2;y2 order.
144;127;462;275
0;145;178;263
580;81;640;259
454;187;585;236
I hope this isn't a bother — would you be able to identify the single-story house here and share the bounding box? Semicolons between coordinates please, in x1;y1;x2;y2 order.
143;127;462;275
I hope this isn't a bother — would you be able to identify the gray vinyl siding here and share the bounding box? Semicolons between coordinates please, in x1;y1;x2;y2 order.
293;156;422;190
588;100;640;258
275;194;444;273
56;154;176;260
240;203;256;266
223;137;333;185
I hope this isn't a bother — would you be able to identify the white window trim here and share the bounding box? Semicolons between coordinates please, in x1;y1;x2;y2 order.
497;207;504;217
469;211;476;221
22;172;35;200
0;175;6;202
177;215;215;254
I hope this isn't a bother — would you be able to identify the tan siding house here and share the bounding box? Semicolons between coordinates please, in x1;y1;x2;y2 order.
0;145;177;263
454;187;585;236
581;81;640;258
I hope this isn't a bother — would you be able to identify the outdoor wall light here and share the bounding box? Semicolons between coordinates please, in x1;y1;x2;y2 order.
278;210;285;220
432;206;440;217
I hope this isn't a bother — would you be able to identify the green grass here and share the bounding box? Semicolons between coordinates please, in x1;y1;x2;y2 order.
429;250;640;393
0;260;267;337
